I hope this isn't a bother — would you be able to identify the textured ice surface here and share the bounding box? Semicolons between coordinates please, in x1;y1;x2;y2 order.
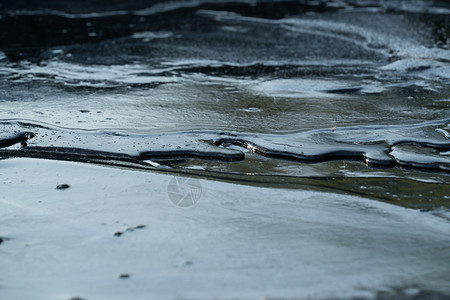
0;1;449;299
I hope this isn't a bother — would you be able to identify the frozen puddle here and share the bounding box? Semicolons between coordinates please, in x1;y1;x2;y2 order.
1;158;449;300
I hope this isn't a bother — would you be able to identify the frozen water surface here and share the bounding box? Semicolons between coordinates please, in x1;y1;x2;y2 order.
0;0;449;299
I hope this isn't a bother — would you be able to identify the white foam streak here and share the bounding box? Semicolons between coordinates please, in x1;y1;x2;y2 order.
0;61;179;87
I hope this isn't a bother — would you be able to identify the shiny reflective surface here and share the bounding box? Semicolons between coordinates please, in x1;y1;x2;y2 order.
1;1;449;205
0;2;450;298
